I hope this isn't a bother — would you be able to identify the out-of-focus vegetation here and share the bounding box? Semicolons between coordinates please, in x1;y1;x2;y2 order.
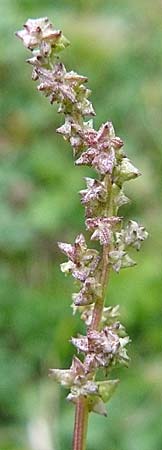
0;0;162;449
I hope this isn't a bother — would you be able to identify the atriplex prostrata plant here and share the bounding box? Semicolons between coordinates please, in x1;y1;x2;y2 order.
16;17;148;450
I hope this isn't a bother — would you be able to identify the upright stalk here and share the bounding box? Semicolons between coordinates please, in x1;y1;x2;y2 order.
90;245;110;331
90;173;112;332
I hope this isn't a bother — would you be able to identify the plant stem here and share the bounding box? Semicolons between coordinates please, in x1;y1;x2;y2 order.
73;397;89;450
91;174;112;331
90;244;110;330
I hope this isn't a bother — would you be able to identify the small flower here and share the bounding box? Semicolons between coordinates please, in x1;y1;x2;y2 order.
77;304;95;326
36;63;78;105
58;233;100;281
87;328;120;355
101;305;120;325
65;71;88;85
80;177;107;205
65;373;118;417
57;116;74;138
115;220;148;252
72;277;102;306
71;334;89;354
49;356;87;387
108;249;136;272
58;233;86;262
67;381;101;411
86;216;122;245
124;220;148;250
71;326;130;372
76;145;115;175
79;177;108;218
75;122;123;174
16;17;65;50
77;304;123;328
33;63;95;116
57;118;86;155
72;290;93;307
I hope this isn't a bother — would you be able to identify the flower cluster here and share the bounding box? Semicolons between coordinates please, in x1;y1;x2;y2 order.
108;220;148;272
58;234;101;307
86;216;122;245
75;121;123;174
49;356;119;416
16;17;148;418
15;17;69;58
71;325;129;372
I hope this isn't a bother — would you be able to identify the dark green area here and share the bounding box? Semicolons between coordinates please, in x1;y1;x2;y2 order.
0;0;162;449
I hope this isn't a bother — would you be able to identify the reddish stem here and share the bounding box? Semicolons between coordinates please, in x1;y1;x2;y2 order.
73;397;89;450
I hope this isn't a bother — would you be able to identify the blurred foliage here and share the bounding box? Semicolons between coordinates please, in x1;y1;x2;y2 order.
0;0;162;449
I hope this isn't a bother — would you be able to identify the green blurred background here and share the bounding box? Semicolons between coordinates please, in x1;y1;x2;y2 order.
0;0;162;449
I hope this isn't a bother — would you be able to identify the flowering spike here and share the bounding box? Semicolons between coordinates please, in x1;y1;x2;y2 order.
16;15;148;449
